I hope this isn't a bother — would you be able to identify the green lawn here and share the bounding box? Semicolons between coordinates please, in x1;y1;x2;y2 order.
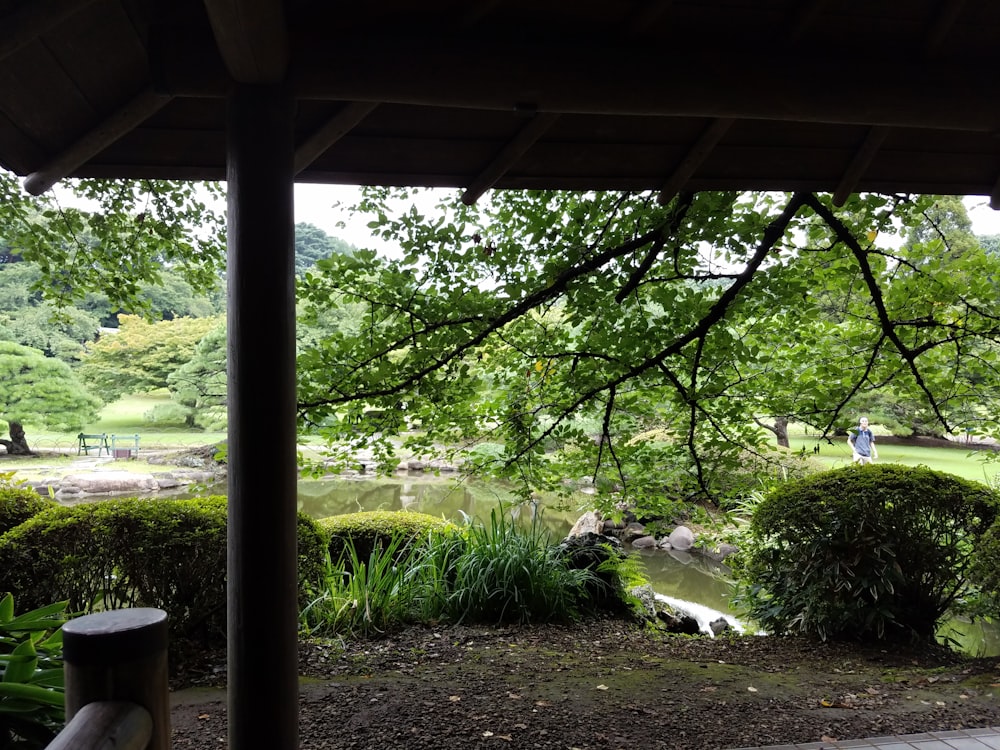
788;434;999;484
24;392;226;453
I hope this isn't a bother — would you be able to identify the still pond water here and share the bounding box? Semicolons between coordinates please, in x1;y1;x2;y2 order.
297;475;1000;657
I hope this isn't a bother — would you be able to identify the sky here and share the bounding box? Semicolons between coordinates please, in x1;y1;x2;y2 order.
294;184;1000;252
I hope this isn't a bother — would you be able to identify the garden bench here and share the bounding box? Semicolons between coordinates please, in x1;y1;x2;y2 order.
77;433;110;456
111;433;141;459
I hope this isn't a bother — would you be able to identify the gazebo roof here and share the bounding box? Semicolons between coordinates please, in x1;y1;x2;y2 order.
3;0;1000;205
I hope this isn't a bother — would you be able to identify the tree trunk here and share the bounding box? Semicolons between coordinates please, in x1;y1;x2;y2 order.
756;416;790;448
0;421;33;455
772;416;789;448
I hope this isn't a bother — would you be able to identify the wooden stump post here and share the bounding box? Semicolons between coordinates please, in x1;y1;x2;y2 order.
61;608;170;750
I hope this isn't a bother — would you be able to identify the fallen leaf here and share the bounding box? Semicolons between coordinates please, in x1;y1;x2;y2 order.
699;686;717;692
482;731;494;738
506;692;521;699
448;695;461;702
197;714;210;720
747;686;758;692
596;684;609;691
936;701;946;706
822;735;838;743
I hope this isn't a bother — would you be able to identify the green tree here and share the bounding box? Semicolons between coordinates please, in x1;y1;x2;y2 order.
0;341;101;453
78;314;223;403
0;169;226;315
166;323;228;428
0;263;101;361
295;189;1000;512
294;222;354;276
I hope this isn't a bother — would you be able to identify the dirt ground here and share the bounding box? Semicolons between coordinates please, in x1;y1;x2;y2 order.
168;619;1000;750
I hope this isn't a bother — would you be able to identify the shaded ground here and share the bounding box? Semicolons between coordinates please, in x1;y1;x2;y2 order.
169;620;1000;749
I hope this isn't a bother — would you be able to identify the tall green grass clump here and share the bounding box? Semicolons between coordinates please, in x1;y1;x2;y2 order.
732;464;999;643
301;534;427;638
301;507;643;638
439;509;596;625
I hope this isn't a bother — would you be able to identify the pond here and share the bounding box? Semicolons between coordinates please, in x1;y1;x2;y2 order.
297;475;1000;656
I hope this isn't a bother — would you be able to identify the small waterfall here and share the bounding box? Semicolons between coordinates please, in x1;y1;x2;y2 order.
655;593;746;636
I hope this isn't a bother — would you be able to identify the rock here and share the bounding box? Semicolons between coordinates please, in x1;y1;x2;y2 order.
709;617;731;636
631;535;658;548
59;471;161;496
568;511;603;538
667;525;695;551
620;522;648;543
702;542;739;563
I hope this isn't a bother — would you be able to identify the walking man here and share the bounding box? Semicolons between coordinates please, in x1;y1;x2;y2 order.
848;417;877;465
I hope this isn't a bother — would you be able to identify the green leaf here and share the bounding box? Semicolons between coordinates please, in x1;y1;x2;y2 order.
0;682;65;707
3;641;38;684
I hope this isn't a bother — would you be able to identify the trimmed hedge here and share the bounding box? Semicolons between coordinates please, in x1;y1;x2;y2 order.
0;496;329;645
318;510;454;567
734;463;1000;642
0;484;54;537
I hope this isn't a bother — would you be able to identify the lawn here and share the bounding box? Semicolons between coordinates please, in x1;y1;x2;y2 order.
787;432;999;484
24;392;227;453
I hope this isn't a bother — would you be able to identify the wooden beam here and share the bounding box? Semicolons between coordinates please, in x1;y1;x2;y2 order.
461;112;559;205
0;0;99;62
294;101;379;175
991;174;1000;210
23;88;171;195
923;0;967;56
226;83;298;750
787;0;832;43
657;117;733;205
202;0;289;83
287;40;1000;132
624;0;674;35
832;126;891;206
158;36;1000;132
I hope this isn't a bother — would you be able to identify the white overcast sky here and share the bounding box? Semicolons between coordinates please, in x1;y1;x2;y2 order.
294;184;1000;253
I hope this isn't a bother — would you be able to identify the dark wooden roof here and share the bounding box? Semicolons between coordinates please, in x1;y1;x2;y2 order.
3;0;1000;205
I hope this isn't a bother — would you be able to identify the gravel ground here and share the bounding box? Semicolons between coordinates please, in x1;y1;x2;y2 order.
168;619;1000;749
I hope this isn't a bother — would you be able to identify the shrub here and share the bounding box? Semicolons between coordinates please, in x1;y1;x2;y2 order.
731;464;999;643
318;510;453;568
0;481;53;538
0;497;329;646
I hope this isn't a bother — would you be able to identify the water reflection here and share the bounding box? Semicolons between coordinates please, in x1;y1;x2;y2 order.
297;476;998;656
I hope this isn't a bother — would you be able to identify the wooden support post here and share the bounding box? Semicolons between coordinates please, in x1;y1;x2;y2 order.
61;608;169;750
226;83;298;750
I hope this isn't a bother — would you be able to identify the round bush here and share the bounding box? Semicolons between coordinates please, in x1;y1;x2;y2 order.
0;496;329;646
318;510;453;567
733;464;999;643
0;484;53;537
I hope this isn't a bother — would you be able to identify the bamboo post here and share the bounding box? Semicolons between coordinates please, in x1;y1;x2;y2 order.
61;608;170;750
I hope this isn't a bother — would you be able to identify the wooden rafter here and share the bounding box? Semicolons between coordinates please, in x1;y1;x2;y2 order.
787;0;832;43
832;126;891;207
23;87;172;195
923;0;967;55
293;102;379;175
624;0;674;35
0;0;98;62
202;0;289;83
461;112;560;205
658;118;733;206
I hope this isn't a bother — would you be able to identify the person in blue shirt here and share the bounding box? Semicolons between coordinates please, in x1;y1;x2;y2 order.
848;416;877;464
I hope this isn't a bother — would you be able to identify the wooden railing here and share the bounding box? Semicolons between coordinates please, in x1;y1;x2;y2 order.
47;608;170;750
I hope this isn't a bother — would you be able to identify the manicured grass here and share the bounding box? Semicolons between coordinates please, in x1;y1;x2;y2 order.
787;434;999;484
23;392;226;453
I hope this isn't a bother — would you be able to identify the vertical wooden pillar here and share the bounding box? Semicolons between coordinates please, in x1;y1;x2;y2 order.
61;608;169;750
226;83;298;750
